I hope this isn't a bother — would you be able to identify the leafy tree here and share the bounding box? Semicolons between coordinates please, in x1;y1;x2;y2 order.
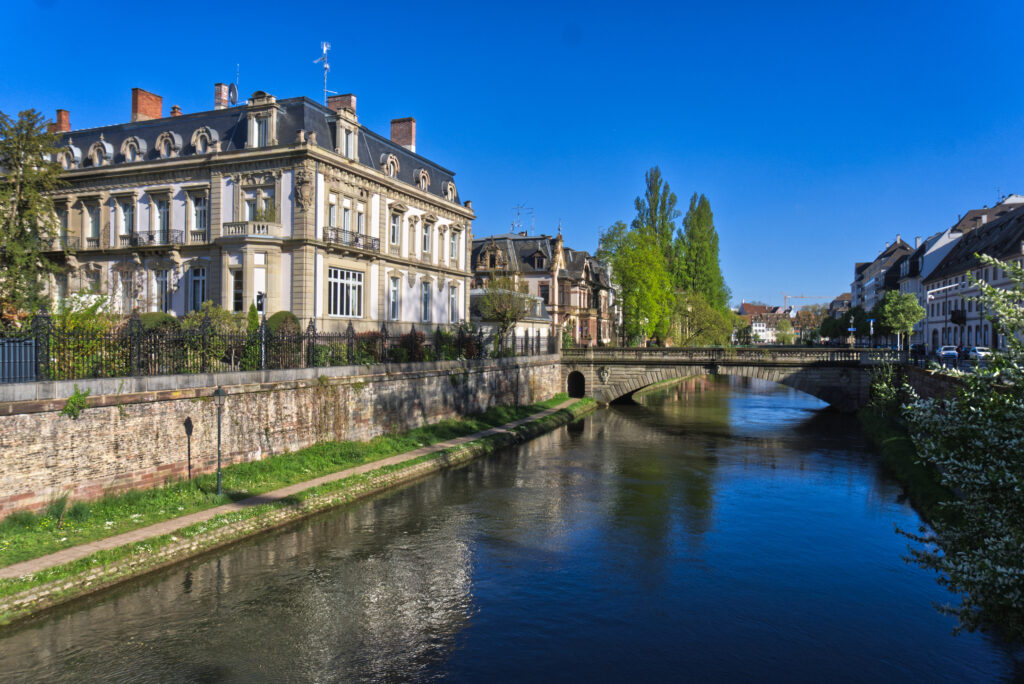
903;254;1024;641
679;193;729;311
0;109;65;318
670;291;733;346
240;303;261;371
630;166;680;276
874;290;925;350
734;316;753;345
474;276;532;350
599;221;672;343
818;316;845;341
776;318;795;344
794;304;827;340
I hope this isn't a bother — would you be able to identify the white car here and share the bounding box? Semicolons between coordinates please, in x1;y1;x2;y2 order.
937;345;959;362
968;346;991;361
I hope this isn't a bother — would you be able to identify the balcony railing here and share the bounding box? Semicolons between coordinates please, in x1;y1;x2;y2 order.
118;230;185;247
223;220;279;237
85;237;100;249
50;235;80;251
189;229;210;244
324;228;380;253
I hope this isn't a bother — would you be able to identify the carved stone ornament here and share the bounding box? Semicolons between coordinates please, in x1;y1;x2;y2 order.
406;271;417;288
436;278;445;292
597;366;610;384
295;168;314;211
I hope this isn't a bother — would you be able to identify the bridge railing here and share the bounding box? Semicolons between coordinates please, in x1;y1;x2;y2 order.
560;347;907;365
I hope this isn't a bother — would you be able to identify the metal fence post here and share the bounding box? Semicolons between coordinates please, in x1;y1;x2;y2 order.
259;319;267;370
127;310;143;376
345;320;356;364
380;323;389;363
31;308;52;381
435;326;443;360
306;318;316;368
199;313;211;374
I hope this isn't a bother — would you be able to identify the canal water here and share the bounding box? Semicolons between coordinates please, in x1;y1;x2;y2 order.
0;377;1017;682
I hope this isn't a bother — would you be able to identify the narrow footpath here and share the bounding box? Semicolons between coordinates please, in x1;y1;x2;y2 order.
0;400;575;580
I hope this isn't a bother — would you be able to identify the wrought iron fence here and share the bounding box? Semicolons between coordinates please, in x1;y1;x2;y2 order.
0;313;556;384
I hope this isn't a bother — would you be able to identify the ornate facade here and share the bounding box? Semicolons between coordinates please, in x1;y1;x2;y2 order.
44;86;475;332
470;231;618;346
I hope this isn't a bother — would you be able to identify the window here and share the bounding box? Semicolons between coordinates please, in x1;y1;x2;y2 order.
421;283;432;322
387;158;398;178
195;136;207;154
86;205;100;246
154;198;169;239
57;208;68;236
190;268;206;312
126;146;136;163
328;194;338;228
422;224;431;253
344;129;354;159
232;270;244;313
155;270;171;313
119;272;132;313
357;208;365;234
449;287;458;323
450;232;457;260
390;214;400;244
195;196;208;231
327;268;363;318
86;271;100;294
246;195;257;221
256;117;269;147
119;201;134;236
389;276;400;320
540;284;549;305
161;140;172;158
343;207;351;233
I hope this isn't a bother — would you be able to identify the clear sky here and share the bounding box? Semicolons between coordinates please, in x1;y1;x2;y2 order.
3;1;1022;307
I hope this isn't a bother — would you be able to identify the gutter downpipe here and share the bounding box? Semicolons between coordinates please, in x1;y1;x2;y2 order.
312;160;319;327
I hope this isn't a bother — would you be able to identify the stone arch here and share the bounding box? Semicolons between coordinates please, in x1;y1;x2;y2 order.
567;371;586;398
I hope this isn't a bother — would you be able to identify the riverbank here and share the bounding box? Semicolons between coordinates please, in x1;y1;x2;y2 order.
856;406;950;522
0;397;596;626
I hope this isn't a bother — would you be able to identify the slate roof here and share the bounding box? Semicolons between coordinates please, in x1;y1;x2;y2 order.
470;232;613;286
925;204;1024;283
57;96;460;204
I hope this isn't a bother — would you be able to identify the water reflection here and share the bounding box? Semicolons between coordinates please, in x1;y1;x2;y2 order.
0;376;1016;682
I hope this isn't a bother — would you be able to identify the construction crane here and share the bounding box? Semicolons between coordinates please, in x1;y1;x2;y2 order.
781;293;831;310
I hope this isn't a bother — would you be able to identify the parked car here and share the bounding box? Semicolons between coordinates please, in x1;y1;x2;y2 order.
936;345;959;363
968;346;992;361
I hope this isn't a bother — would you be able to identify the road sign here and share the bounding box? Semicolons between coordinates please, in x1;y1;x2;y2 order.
847;327;856;332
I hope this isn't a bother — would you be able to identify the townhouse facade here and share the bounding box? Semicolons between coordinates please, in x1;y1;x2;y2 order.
470;231;618;346
736;302;792;344
850;237;913;312
42;85;475;333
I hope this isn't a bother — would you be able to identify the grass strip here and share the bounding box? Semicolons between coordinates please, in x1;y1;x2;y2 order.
0;398;595;624
857;405;952;523
0;394;570;568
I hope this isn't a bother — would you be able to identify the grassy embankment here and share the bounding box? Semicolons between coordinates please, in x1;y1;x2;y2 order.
857;405;951;523
0;395;574;569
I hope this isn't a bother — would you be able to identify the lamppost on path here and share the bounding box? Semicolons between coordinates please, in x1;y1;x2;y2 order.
212;387;227;496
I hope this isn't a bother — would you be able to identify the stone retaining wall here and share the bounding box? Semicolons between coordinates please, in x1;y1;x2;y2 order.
0;356;561;517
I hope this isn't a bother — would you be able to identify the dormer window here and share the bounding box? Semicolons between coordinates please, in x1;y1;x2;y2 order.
445;181;456;202
120;136;147;163
255;117;269;147
417;169;430;192
155;131;182;159
343;129;355;159
88;137;112;167
381;153;400;179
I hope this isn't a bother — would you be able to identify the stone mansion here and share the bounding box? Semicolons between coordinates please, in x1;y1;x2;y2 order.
43;85;476;332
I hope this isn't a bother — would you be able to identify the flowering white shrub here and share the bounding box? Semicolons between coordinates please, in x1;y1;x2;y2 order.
903;254;1024;641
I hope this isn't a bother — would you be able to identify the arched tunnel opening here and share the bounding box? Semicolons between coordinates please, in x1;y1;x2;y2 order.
567;371;586;398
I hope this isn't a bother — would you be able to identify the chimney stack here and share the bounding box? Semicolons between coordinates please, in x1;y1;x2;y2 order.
170;105;182;117
214;83;229;109
131;88;162;122
915;236;921;248
390;117;416;153
327;94;356;114
48;109;70;134
982;214;988;224
896;233;901;244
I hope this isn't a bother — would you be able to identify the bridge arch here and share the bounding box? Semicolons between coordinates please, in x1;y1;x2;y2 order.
567;371;586;398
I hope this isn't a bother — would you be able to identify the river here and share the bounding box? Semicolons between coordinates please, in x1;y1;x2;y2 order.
0;376;1017;682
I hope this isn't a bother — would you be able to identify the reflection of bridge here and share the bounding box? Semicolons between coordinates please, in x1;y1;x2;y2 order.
561;347;907;412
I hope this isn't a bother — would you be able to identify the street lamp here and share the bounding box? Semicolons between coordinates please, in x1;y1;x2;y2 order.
212;387;227;496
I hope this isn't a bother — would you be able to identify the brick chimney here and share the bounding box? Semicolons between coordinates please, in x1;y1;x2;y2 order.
214;83;229;109
170;105;182;117
48;109;70;134
327;94;356;114
131;88;162;122
391;117;415;153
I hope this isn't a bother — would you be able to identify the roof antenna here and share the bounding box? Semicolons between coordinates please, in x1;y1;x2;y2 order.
313;42;334;105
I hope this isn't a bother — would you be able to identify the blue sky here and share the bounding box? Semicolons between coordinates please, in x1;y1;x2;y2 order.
4;1;1022;307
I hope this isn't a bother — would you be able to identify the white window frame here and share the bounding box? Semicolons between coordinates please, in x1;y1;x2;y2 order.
422;223;431;253
450;232;458;260
119;201;134;236
327;267;363;318
190;267;206;312
390;214;400;245
328;194;338;228
357;207;365;234
421;282;432;323
155;270;171;313
343;206;351;233
389;276;400;321
449;287;458;323
344;129;354;159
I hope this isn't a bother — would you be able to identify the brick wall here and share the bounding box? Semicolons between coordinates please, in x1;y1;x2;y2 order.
0;356;561;517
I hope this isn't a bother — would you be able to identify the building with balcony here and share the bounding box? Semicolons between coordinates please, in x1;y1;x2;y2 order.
469;231;618;346
43;85;475;331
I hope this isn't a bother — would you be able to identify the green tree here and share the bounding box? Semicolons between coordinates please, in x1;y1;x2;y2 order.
679;193;729;311
903;254;1024;641
776;317;796;344
734;316;753;345
599;221;672;343
240;303;261;371
474;276;532;351
670;291;733;346
874;290;925;350
630;166;680;276
0;109;65;318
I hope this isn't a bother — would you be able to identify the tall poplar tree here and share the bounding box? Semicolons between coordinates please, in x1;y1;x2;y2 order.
0;109;64;317
631;167;681;282
679;193;729;311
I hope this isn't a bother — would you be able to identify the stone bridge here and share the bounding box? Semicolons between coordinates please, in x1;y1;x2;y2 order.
560;347;907;412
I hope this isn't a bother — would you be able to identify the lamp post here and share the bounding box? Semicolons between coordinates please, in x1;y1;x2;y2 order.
212;387;227;496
